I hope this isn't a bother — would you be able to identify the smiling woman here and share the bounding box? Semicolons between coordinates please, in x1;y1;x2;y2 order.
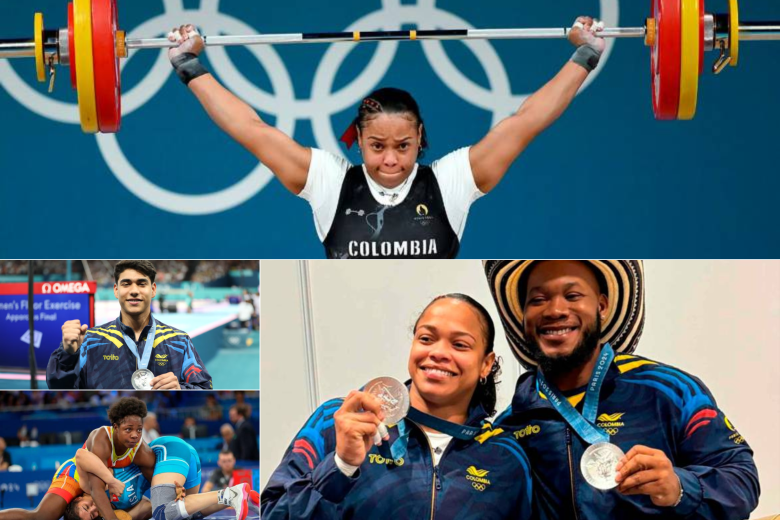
261;294;533;520
408;294;499;420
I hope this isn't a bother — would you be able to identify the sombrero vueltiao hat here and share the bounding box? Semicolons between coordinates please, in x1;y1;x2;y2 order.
483;261;645;370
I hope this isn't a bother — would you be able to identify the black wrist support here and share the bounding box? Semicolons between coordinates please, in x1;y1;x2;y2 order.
570;45;602;73
171;53;209;85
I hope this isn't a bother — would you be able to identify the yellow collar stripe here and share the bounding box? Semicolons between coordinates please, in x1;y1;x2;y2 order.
617;360;657;373
91;330;123;348
567;393;585;408
475;427;504;444
96;327;123;338
153;332;188;348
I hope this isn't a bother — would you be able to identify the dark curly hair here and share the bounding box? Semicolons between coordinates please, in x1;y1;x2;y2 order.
413;293;502;415
113;260;157;284
63;495;87;520
107;397;148;426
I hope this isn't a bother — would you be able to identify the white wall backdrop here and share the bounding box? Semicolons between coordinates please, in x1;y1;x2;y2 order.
261;260;780;518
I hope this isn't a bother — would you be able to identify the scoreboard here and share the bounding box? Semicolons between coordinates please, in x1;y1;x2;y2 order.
0;281;96;370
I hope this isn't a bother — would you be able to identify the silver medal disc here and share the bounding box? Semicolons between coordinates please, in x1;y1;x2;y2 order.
364;376;410;425
581;442;625;490
131;369;154;390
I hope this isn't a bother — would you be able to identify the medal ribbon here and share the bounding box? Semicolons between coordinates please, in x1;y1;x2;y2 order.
390;408;481;461
118;315;157;371
535;343;615;445
406;407;481;441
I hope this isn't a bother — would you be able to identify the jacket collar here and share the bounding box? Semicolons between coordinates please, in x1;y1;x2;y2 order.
403;379;490;428
509;356;622;416
117;313;153;344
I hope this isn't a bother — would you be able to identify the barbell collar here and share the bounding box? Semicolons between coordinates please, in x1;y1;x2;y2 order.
59;28;70;66
704;14;715;52
43;29;60;64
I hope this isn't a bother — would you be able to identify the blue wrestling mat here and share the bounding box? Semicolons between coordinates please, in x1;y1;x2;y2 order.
0;466;261;518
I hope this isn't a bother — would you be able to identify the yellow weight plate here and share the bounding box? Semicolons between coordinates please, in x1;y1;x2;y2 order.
74;0;99;133
34;13;45;83
729;0;739;66
677;0;699;120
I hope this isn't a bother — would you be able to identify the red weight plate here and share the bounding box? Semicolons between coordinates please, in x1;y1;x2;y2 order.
699;0;705;75
651;0;681;120
91;0;121;132
68;3;77;90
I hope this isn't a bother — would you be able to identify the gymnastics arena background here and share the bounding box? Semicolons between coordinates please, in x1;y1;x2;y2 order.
0;391;260;518
0;0;778;259
0;261;260;390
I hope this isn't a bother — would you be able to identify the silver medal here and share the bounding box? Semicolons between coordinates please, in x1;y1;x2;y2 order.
364;376;410;425
581;442;625;490
131;369;154;390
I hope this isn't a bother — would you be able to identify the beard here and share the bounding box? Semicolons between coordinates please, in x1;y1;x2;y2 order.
528;314;602;378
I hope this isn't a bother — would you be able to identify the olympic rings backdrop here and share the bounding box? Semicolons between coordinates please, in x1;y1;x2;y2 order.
1;0;778;258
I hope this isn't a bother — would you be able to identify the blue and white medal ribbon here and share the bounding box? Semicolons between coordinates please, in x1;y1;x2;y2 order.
407;407;481;441
536;344;624;490
118;316;157;389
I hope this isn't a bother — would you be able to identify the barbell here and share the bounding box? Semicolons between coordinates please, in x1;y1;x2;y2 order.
0;0;777;133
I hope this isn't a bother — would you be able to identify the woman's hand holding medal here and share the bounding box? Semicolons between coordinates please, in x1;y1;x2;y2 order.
615;445;682;507
334;390;386;467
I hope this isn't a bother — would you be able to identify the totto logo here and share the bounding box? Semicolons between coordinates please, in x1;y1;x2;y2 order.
0;0;617;215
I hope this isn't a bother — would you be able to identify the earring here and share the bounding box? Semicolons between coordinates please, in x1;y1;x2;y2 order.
479;376;487;385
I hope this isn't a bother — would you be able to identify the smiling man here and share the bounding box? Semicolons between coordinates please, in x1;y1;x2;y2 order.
484;260;760;520
46;260;212;389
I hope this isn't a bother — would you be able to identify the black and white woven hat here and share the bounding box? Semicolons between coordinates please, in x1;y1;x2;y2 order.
483;261;645;370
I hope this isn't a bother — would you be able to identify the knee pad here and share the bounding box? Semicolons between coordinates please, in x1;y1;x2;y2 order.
150;484;188;520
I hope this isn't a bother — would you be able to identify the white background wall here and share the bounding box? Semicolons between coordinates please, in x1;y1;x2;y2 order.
261;260;780;518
